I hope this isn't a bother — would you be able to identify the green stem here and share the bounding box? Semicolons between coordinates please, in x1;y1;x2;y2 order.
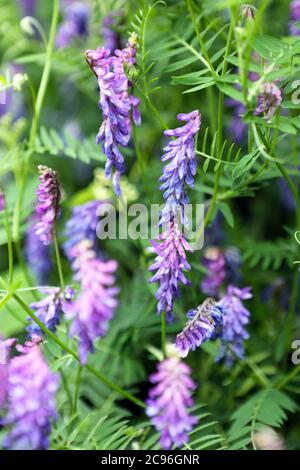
72;364;82;415
53;227;65;290
4;203;14;285
60;370;73;411
12;293;145;409
277;363;300;390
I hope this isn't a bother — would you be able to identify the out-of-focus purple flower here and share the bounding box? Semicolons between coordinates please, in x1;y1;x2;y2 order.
224;247;242;284
0;339;16;408
149;218;192;323
217;286;252;366
85;34;141;196
20;0;36;17
1;336;59;450
146;351;197;450
28;286;74;335
34;165;61;246
56;1;90;48
254;426;285;450
200;247;226;296
227;100;247;143
25;215;52;284
289;0;300;35
159;111;200;224
63;200;102;261
66;240;119;364
0;65;24;119
175;298;223;358
0;190;5;212
255;82;282;120
102;11;123;51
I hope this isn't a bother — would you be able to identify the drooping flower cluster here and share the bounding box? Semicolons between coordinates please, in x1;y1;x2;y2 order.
217;286;252;366
175;298;223;358
63;200;102;260
25;215;52;284
1;336;59;450
201;247;226;296
102;11;123;51
149;218;192;323
255;82;282;120
34;165;61;246
28;286;74;335
159;111;200;225
56;1;90;48
66;240;119;364
146;348;197;450
289;0;300;35
85;33;141;196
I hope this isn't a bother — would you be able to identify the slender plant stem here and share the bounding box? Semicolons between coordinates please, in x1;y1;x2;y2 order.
4;203;14;285
72;364;82;415
60;370;73;412
12;293;145;409
53;227;65;290
277;362;300;390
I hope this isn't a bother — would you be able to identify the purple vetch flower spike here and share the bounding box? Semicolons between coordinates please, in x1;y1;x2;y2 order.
66;240;119;364
34;165;61;246
149;217;192;323
28;286;74;335
56;1;90;48
85;33;140;196
63;200;102;261
200;247;226;296
175;298;223;358
25;215;52;284
217;285;252;367
159;110;201;224
255;82;282;120
2;336;59;450
289;0;300;35
146;346;198;450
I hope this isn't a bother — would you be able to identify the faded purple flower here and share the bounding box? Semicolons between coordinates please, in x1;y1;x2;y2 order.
85;34;141;196
224;247;242;285
240;4;256;20
226;99;247;143
146;352;197;450
201;247;226;296
25;215;52;284
56;1;90;48
0;190;5;212
255;82;282;120
20;0;36;17
28;286;74;335
2;336;59;450
175;298;223;358
63;200;102;261
66;240;119;364
159;110;200;224
289;0;300;35
217;286;252;366
0;339;16;408
149;218;192;323
102;11;123;51
34;165;61;246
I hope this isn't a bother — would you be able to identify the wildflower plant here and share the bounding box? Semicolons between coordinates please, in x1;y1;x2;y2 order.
0;0;300;453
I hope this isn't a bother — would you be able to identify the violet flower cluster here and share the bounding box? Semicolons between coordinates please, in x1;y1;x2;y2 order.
255;82;282;120
159;111;200;224
289;0;300;35
63;200;102;260
66;240;119;364
56;1;90;48
146;352;197;450
217;286;252;366
149;218;192;323
175;298;223;358
34;165;61;246
201;246;241;296
25;215;52;284
1;336;59;450
85;33;141;196
28;286;74;335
